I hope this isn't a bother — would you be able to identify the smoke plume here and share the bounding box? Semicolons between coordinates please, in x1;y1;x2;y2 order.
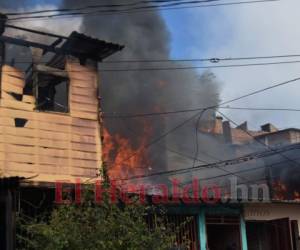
1;1;234;185
2;1;300;199
1;0;221;181
61;0;221;178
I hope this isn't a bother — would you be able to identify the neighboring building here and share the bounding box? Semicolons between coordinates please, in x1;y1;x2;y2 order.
256;126;300;146
198;117;300;250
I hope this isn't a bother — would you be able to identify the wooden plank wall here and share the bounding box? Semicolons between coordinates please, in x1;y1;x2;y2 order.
0;62;102;183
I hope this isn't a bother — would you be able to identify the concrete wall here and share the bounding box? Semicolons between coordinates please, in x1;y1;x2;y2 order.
244;203;300;232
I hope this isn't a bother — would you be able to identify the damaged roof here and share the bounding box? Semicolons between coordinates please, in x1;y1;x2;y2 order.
47;31;124;68
61;31;124;62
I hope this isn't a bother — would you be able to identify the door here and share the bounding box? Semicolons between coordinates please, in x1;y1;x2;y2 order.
268;218;293;250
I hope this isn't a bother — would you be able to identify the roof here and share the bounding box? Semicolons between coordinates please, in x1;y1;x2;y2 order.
48;31;124;68
61;31;124;62
231;128;267;144
254;128;300;139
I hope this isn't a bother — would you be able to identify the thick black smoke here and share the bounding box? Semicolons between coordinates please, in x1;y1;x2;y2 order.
60;0;221;176
1;0;221;178
2;1;228;182
2;1;300;198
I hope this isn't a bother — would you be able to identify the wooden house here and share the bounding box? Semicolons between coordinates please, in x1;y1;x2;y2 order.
0;26;123;250
0;31;123;185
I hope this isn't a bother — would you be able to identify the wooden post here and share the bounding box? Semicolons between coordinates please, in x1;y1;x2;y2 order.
0;190;5;249
198;208;207;250
0;188;16;250
240;215;248;250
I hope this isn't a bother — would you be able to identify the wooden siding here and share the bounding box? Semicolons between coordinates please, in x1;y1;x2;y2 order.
0;62;102;183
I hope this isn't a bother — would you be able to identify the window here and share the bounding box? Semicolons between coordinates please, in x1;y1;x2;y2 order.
36;72;69;113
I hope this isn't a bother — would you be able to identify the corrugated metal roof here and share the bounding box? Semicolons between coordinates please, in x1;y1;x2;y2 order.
61;31;124;62
47;31;124;69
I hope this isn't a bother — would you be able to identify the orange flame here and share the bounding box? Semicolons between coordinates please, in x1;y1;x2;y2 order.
272;180;287;200
294;191;300;201
103;121;153;180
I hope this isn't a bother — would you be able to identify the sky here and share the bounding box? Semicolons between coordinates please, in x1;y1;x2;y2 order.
162;0;300;130
7;0;300;131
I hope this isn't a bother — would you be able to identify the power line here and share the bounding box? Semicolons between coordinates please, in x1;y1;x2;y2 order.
190;110;255;184
105;76;300;173
99;60;300;72
218;77;300;107
7;0;279;23
111;144;300;181
102;54;300;64
1;60;299;72
119;117;209;164
103;106;300;119
114;110;254;186
4;60;300;72
220;106;300;112
5;53;300;64
193;110;207;168
108;110;203;168
5;24;69;40
5;0;222;16
9;59;299;72
179;155;300;192
217;110;300;172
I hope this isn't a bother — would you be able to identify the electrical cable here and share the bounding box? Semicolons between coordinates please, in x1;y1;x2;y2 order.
110;145;300;181
4;53;300;65
5;0;224;16
103;106;300;119
217;110;300;172
4;59;300;72
104;76;300;173
193;110;207;168
6;0;279;23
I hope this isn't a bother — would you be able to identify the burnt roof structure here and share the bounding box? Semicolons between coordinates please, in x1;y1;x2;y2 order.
0;22;124;65
47;31;124;68
62;31;124;62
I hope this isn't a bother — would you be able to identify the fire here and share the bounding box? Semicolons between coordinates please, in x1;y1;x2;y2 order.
294;191;300;201
102;121;153;180
272;180;300;202
272;180;287;200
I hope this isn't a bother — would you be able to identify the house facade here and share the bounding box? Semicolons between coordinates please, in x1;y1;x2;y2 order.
0;24;123;250
197;117;300;250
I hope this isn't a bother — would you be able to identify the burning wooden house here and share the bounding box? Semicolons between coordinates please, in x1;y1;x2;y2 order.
0;15;300;250
0;19;123;249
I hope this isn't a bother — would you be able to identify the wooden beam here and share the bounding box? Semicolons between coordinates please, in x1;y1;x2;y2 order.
36;64;68;78
0;35;72;57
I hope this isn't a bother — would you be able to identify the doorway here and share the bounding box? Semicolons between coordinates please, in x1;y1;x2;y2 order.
206;215;241;250
246;218;298;250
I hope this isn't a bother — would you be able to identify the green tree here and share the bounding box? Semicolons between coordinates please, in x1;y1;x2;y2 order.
17;186;177;250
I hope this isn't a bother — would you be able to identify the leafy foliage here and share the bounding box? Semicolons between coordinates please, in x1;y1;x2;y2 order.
17;188;176;250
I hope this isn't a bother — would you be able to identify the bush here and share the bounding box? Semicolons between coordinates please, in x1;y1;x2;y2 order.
17;189;176;250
